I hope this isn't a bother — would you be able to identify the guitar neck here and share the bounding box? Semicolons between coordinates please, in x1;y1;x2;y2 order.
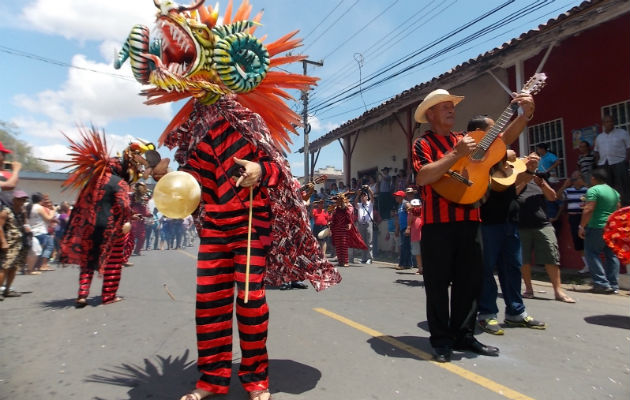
471;102;519;160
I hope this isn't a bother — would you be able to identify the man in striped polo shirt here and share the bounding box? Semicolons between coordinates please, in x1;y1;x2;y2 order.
559;171;590;273
412;88;534;363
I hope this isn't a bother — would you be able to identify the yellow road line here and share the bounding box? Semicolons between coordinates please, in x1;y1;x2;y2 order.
314;307;534;400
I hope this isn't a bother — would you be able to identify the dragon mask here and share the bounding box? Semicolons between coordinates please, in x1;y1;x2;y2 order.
114;0;317;152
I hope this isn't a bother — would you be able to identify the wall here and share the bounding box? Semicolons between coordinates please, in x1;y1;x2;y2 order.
508;13;630;269
17;178;79;205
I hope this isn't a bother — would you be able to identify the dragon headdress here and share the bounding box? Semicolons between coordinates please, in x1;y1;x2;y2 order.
114;0;317;152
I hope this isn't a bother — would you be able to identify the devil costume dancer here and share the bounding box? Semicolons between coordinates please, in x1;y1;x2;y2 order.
59;130;161;308
330;194;367;267
115;1;341;399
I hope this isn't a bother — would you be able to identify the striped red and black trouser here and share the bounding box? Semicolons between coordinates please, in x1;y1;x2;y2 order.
195;204;271;394
332;227;349;265
78;233;127;303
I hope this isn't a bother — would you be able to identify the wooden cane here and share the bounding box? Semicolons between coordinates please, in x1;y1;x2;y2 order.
244;186;253;303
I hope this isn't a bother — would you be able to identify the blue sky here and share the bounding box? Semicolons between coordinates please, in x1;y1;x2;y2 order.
0;0;584;176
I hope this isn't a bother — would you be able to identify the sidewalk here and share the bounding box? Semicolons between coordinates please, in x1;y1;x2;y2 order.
372;251;630;292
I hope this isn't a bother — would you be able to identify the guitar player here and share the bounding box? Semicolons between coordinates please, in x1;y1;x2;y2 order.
468;116;547;337
411;88;534;363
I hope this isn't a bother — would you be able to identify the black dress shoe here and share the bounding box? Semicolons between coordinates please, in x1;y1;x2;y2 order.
279;283;291;290
454;336;499;356
433;346;452;363
291;281;308;289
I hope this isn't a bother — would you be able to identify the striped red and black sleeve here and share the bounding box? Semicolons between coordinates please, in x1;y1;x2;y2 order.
181;115;280;209
412;131;480;225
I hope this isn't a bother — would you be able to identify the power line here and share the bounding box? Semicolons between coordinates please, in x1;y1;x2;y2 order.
321;0;401;60
309;0;519;111
0;44;135;82
310;0;556;114
302;0;362;54
300;0;346;44
310;0;451;102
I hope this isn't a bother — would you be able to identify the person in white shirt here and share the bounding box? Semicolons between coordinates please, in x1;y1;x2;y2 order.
27;192;56;272
355;185;374;264
594;115;630;205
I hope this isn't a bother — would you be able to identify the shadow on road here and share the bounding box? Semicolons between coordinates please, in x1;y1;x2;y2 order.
584;314;630;330
367;335;432;361
368;334;499;362
394;279;424;287
86;350;322;399
416;321;430;332
40;298;86;309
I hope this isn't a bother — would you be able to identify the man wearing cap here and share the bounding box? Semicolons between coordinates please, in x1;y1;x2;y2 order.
408;198;423;275
0;142;21;191
412;88;534;362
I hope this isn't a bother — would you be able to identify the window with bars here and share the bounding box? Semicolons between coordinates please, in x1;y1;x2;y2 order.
602;100;630;132
528;118;566;179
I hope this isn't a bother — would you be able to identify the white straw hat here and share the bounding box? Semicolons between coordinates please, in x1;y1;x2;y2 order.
414;89;464;123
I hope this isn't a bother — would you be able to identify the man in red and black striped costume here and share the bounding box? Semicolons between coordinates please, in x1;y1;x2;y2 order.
161;97;340;400
176;100;278;398
412;88;534;363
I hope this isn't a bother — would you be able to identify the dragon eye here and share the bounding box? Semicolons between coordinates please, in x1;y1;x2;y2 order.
195;28;210;40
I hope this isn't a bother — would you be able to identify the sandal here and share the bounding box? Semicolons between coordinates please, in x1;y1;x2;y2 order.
102;296;124;305
522;291;534;299
249;389;271;400
75;298;88;309
555;295;576;303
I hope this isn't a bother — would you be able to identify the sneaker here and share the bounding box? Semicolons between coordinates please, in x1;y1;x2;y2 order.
504;315;546;330
478;318;504;335
578;265;589;274
591;285;614;294
366;259;372;264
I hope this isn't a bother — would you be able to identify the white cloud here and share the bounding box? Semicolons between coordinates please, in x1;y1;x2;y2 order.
308;115;338;134
12;54;172;137
33;130;151;172
20;0;156;43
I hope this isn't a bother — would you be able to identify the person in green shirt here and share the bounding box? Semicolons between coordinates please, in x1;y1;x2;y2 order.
579;168;621;293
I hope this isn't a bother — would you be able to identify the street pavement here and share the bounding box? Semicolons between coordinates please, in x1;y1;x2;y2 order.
1;245;629;400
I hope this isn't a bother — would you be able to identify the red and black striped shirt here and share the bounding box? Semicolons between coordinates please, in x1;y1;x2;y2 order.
412;131;481;225
182;115;280;216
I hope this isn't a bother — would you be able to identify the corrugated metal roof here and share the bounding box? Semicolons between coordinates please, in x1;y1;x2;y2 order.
305;0;624;152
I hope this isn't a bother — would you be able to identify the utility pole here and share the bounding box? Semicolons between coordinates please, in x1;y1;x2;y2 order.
302;59;323;183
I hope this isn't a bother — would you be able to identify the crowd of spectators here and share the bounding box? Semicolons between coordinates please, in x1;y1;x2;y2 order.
304;112;628;301
0;141;198;300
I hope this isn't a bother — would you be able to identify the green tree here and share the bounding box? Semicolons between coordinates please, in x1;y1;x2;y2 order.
0;122;48;172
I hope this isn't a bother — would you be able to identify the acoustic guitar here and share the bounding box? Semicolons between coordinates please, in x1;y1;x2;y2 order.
430;73;547;204
489;157;527;192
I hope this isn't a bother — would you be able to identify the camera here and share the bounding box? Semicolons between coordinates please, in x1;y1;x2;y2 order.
3;162;12;170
